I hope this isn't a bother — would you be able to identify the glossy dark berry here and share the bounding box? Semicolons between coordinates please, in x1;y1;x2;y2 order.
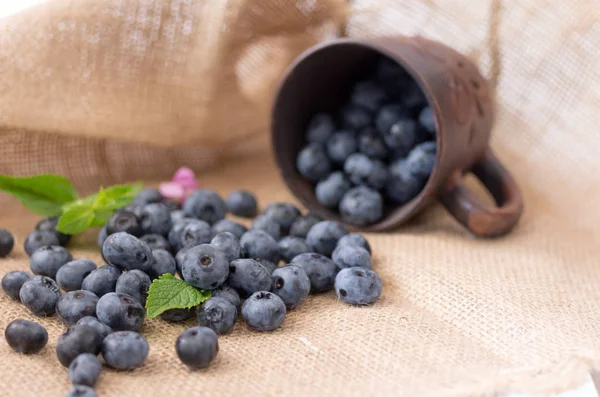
211;219;248;240
251;215;281;241
277;236;312;263
305;220;349;257
1;270;32;300
101;331;149;370
306;113;335;143
148;249;177;280
406;141;437;179
332;244;372;270
289;213;323;239
159;307;196;322
357;126;389;160
340;103;372;130
337;233;372;255
139;203;172;236
339;186;384;226
326;130;357;165
180;220;213;249
212;285;241;308
343;153;388;190
24;230;59;257
181;244;229;290
102;232;152;273
140;234;171;252
68;353;102;387
106;210;142;237
296;143;332;183
30;245;73;279
0;229;14;257
227;258;272;298
225;190;258;218
240;230;280;264
383;118;417;155
242;291;286;332
290;253;338;293
20;275;62;316
315;171;352;209
81;265;121;298
35;216;71;246
5;319;48;354
56;325;103;367
56;290;100;326
168;218;196;252
77;316;113;340
263;202;301;234
183;189;227;225
350;80;387;112
271;265;311;309
197;297;237;335
57;259;97;292
115;270;151;306
375;104;408;136
210;232;242;262
96;292;145;332
175;326;218;369
386;159;423;204
334;267;382;305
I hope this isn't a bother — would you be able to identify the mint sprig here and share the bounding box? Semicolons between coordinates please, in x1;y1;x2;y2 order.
0;174;78;216
145;274;212;318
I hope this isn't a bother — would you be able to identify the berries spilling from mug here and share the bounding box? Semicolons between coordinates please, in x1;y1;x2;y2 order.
296;56;438;226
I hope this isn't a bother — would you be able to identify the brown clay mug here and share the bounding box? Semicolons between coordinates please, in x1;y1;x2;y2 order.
271;36;523;237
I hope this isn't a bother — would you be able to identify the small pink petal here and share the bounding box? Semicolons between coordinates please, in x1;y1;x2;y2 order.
172;167;196;184
159;182;185;201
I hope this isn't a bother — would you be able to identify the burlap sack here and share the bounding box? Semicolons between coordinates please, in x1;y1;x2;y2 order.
1;1;600;396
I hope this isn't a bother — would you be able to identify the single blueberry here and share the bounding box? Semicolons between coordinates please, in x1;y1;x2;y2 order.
56;325;103;367
277;236;312;263
289;213;323;239
183;189;227;225
159;307;196;323
386;159;423;204
251;215;281;240
139;203;172;236
306;113;335;143
290;253;338;293
1;270;32;300
296;143;332;183
81;265;121;298
334;267;382;305
175;326;218;369
418;106;436;134
148;249;177;280
140;234;171;252
211;219;248;240
226;258;272;298
175;247;192;278
77;316;113;340
56;259;97;292
406;141;437;179
0;228;14;258
168;218;197;252
375;104;408;136
339;186;383;226
101;331;149;370
271;265;311;309
56;290;100;326
29;245;73;279
305;220;349;257
211;285;241;308
96;292;145;332
4;319;48;354
180;220;213;249
384;117;417;156
332;244;372;270
343;153;388;190
350;80;388;112
337;233;372;255
225;190;258;218
262;202;301;234
210;232;242;262
19;275;61;316
239;230;281;264
181;244;229;290
253;258;278;274
357;126;389;160
133;188;163;206
326;130;357;165
106;210;142;237
66;385;97;397
197;297;238;335
102;232;153;273
242;291;286;332
315;171;352;209
35;216;71;246
68;353;102;387
115;270;151;306
340;103;372;130
24;230;60;257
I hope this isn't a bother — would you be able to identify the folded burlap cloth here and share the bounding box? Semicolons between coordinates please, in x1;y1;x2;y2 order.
1;1;599;396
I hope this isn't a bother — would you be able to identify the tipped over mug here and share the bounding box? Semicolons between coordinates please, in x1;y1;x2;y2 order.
271;36;523;237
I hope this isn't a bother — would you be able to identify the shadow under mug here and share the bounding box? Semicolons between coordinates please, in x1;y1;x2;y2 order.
271;36;523;237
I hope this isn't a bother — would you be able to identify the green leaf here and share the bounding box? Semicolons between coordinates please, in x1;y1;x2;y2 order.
0;174;78;216
145;274;212;318
94;182;143;211
56;203;95;234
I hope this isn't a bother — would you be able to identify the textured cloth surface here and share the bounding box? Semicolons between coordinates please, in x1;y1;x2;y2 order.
2;0;600;396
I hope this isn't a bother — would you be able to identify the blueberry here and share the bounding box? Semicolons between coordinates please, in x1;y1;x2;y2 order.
180;220;213;249
225;190;258;218
148;249;177;280
326;130;357;165
175;326;218;369
170;210;187;225
77;316;113;340
183;189;227;225
305;220;349;257
115;270;151;305
139;203;172;236
24;230;60;257
306;113;335;143
175;247;192;277
375;104;407;136
277;236;312;263
1;270;32;300
253;258;278;274
101;331;149;370
122;204;144;218
315;172;352;209
357;126;389;160
334;267;382;305
102;232;152;272
19;275;61;316
164;200;181;211
68;353;102;387
289;213;323;238
240;230;281;264
4;319;48;354
159;307;196;322
56;325;103;367
332;244;372;270
210;232;242;262
383;118;417;155
226;258;272;298
140;234;171;252
66;386;97;397
251;215;281;240
386;159;423;204
81;265;121;298
96;292;145;332
212;285;241;308
340;104;372;130
181;244;229;290
401;80;426;110
0;229;14;258
337;233;372;255
133;187;163;205
106;210;142;237
271;265;310;309
406;141;437;179
29;245;72;279
211;219;248;240
339;186;383;226
168;218;197;251
242;291;286;331
263;202;301;234
290;253;338;293
350;80;388;112
97;226;108;250
35;216;71;246
57;259;98;292
296;143;332;183
197;297;238;335
418;106;435;134
56;290;100;326
343;153;388;189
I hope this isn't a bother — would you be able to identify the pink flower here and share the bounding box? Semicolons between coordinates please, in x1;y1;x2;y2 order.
159;167;199;202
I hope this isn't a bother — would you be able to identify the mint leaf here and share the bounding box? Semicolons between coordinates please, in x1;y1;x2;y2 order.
145;274;212;318
0;174;78;216
94;183;142;211
56;203;95;234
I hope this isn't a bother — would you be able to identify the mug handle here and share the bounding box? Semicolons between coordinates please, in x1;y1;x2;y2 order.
440;149;524;237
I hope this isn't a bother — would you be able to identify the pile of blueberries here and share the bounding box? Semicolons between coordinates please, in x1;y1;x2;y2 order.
1;186;381;397
296;56;438;226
